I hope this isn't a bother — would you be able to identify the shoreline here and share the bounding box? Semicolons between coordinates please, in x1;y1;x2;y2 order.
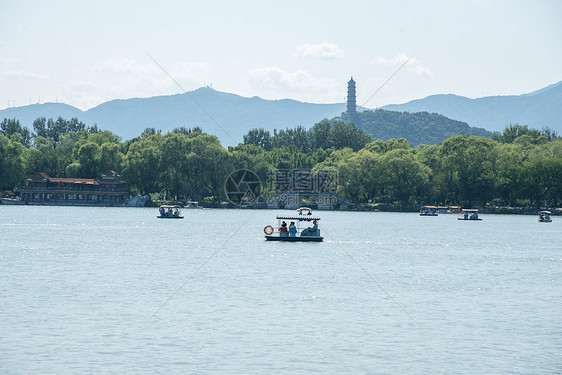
2;199;559;216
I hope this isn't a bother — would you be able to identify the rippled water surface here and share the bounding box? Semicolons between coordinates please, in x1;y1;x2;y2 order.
1;206;560;374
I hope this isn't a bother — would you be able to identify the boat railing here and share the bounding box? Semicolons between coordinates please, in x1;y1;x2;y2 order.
276;215;321;221
278;228;320;238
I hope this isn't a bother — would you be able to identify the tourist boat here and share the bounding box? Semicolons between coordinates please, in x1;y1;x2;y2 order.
0;197;25;205
184;201;200;208
458;208;482;221
538;211;552;222
447;205;462;214
264;207;323;242
157;205;184;219
420;205;438;216
439;205;462;214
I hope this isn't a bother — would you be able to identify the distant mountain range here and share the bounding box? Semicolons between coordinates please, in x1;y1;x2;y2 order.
381;81;562;133
1;81;560;146
0;88;346;146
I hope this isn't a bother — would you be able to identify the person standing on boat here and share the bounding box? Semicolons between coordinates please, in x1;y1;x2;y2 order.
289;222;297;237
280;221;288;237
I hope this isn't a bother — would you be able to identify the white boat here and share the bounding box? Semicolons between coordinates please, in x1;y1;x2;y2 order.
420;205;438;216
538;211;552;222
264;207;323;242
458;208;482;221
446;205;462;214
157;205;184;219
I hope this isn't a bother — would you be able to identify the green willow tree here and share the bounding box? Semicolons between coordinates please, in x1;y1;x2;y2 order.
0;134;27;191
0;118;32;147
122;134;164;195
379;148;431;205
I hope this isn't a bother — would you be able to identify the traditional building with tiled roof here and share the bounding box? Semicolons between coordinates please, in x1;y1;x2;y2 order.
18;171;130;206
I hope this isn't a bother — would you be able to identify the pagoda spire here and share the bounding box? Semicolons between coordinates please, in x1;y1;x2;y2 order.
346;76;357;114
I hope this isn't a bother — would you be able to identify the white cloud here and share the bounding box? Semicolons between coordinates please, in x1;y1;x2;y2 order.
58;80;104;110
1;58;20;64
169;61;211;82
372;53;434;78
92;58;151;75
3;70;50;80
248;66;338;92
54;58;214;110
407;65;434;78
294;42;345;59
373;53;416;66
66;80;97;91
92;58;210;86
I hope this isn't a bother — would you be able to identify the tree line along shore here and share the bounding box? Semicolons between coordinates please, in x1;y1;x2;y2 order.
1;117;561;210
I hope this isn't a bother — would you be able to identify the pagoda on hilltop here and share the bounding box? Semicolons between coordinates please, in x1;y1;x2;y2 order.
346;77;357;114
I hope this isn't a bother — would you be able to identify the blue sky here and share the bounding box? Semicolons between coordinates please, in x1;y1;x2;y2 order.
1;0;561;111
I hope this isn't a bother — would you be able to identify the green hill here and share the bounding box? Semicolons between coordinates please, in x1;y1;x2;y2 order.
341;109;492;146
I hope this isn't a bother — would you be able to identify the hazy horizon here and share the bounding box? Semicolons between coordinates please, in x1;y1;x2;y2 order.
1;0;561;111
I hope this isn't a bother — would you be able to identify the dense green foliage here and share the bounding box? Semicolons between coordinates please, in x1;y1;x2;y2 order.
1;118;32;147
342;109;492;146
1;116;561;207
491;123;558;143
243;119;372;152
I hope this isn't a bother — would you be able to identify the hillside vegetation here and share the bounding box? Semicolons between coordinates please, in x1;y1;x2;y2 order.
341;109;492;146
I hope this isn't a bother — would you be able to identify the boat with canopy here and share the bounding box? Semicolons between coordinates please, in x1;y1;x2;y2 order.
420;205;438;216
264;207;323;242
157;205;184;219
458;208;482;221
538;211;552;222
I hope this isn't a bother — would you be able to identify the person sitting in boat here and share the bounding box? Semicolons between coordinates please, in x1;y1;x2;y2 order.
280;221;288;237
174;208;179;217
289;222;297;237
470;212;478;220
159;207;165;216
464;212;468;220
301;220;318;237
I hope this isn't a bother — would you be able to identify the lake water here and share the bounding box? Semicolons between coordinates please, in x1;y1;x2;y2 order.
1;206;560;374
